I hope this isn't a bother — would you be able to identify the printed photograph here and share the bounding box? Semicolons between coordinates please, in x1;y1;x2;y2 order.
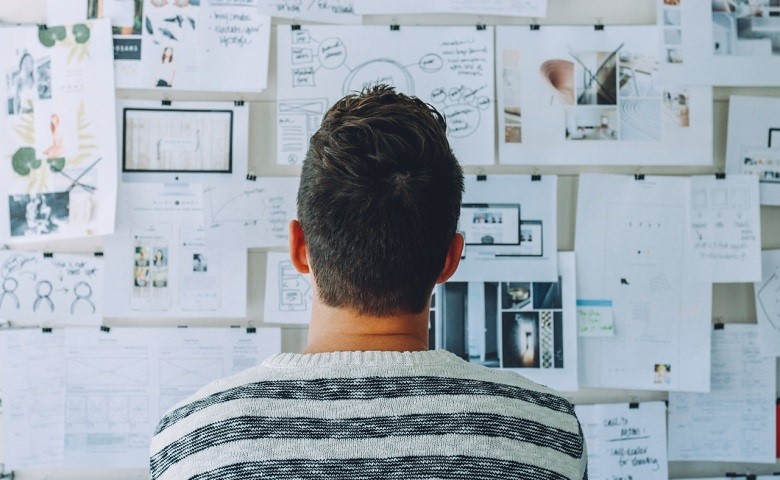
152;246;168;287
565;107;618;140
663;89;690;127
502;311;540;368
501;282;531;310
5;50;37;115
193;253;207;272
713;0;780;56
88;0;144;35
8;192;70;237
573;50;618;105
653;363;672;384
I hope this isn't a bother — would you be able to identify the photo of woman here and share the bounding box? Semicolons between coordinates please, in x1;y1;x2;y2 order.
156;47;175;87
42;113;65;159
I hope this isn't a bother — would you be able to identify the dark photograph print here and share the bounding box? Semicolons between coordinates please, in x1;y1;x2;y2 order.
9;192;69;237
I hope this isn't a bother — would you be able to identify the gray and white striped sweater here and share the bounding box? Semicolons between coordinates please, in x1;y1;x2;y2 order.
150;350;588;480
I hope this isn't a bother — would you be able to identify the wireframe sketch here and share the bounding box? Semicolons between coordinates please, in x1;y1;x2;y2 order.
278;260;311;312
277;25;495;165
264;251;312;324
160;357;224;387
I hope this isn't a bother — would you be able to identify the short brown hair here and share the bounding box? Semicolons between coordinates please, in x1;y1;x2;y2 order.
297;85;463;315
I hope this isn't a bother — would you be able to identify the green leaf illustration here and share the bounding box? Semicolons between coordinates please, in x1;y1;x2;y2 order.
72;24;91;44
47;157;65;172
12;147;40;176
38;26;66;47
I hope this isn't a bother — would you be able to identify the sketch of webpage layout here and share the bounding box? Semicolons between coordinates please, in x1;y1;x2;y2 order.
435;252;577;392
576;174;712;392
755;249;780;357
354;0;547;17
575;402;668;480
103;183;247;318
258;0;360;23
1;329;66;469
203;177;299;248
668;324;776;464
726;96;780;205
496;25;712;166
0;251;103;325
277;25;495;166
658;0;780;86
48;0;271;91
451;174;557;282
0;20;118;244
689;174;761;283
264;251;312;325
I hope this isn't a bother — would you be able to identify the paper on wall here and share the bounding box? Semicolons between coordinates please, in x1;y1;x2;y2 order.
0;251;103;325
436;252;577;391
47;0;271;91
755;249;780;357
658;0;780;86
726;96;780;206
575;402;668;480
263;251;312;324
451;174;557;282
276;25;495;166
688;174;761;282
576;174;712;392
354;0;547;17
496;25;713;166
203;178;299;249
668;323;776;463
0;20;118;243
103;183;247;319
1;326;281;468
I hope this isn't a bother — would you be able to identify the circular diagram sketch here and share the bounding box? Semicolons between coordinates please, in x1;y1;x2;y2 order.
342;59;414;95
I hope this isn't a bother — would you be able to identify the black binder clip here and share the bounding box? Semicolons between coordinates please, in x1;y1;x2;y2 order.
594;18;604;31
247;326;257;334
390;24;400;31
234;100;245;107
43;252;54;258
530;19;540;30
629;402;639;409
714;323;725;330
476;173;487;181
246;172;257;181
38;24;48;31
634;170;645;181
476;24;486;31
715;172;726;179
42;327;53;333
100;325;111;333
94;251;104;257
162;99;172;106
0;465;15;479
291;24;301;31
531;169;541;181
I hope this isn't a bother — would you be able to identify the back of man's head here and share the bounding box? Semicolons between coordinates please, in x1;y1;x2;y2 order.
298;85;464;316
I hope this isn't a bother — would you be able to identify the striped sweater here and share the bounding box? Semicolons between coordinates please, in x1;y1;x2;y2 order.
150;350;588;480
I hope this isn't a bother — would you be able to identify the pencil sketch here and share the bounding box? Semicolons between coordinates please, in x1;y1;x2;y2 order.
278;25;495;165
278;260;311;312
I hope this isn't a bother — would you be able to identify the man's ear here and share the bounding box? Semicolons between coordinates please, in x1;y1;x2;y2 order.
288;219;310;274
436;232;464;284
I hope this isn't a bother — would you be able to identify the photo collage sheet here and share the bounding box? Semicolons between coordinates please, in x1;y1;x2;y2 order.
0;20;117;243
497;25;712;165
48;0;272;91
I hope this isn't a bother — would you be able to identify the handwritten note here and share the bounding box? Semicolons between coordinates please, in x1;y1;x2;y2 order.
689;174;761;282
575;402;668;480
200;4;271;90
259;0;360;24
577;299;614;337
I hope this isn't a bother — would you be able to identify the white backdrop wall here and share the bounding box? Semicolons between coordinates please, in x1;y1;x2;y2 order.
0;0;778;478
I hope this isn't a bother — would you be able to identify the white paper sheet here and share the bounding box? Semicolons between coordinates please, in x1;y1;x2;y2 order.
496;25;712;166
436;252;577;391
354;0;547;17
575;402;668;480
263;251;312;324
0;251;103;325
203;178;298;249
658;0;780;86
0;20;118;243
259;0;360;24
688;174;762;282
451;174;557;282
0;328;66;469
47;0;271;91
668;323;776;463
276;25;495;166
103;183;247;319
755;249;780;357
726;96;780;206
576;174;712;392
1;326;281;468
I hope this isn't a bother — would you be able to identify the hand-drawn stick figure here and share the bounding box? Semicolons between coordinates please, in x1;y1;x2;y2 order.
0;277;20;309
33;280;54;312
71;281;95;314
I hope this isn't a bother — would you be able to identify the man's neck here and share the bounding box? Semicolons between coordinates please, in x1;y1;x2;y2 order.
302;299;429;354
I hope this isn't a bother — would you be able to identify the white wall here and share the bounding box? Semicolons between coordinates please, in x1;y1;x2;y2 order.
0;0;779;478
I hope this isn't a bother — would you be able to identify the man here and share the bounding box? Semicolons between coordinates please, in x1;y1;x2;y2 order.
150;85;588;480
